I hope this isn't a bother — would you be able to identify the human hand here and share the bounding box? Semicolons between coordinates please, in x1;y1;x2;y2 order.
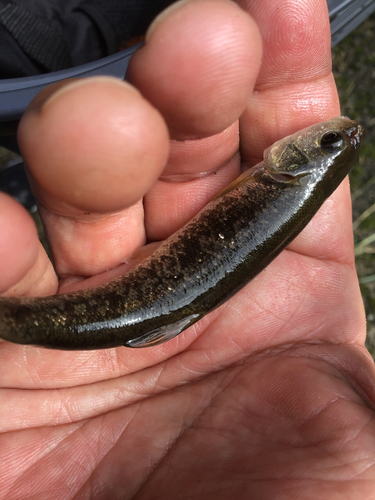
1;0;374;498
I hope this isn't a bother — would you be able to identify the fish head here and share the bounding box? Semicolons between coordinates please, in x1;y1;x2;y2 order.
263;117;365;188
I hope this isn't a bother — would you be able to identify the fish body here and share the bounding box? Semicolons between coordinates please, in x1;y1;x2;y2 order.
0;117;364;350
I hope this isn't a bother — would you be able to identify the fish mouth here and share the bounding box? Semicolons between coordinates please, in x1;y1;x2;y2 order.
347;123;365;149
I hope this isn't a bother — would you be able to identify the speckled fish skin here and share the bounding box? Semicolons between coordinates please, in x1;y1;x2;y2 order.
0;117;365;350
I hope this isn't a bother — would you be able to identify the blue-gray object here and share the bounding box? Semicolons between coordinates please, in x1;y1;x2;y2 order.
328;0;375;46
0;42;140;123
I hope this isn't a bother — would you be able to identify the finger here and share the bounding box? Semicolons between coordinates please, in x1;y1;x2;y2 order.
236;0;354;264
18;78;169;214
238;0;339;163
128;0;262;140
127;0;263;239
0;193;56;297
18;77;170;278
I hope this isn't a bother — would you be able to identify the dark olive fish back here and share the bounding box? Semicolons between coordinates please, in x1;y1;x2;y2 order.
0;117;364;350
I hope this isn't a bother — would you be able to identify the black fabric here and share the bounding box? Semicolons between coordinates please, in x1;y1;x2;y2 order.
77;2;118;56
0;0;176;79
0;0;72;73
0;24;45;77
80;0;175;44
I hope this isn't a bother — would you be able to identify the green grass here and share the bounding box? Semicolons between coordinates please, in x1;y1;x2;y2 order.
332;11;375;355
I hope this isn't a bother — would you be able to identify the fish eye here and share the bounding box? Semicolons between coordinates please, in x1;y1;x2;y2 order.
321;131;344;152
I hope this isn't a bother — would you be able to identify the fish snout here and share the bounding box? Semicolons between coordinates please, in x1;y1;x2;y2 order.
348;123;365;149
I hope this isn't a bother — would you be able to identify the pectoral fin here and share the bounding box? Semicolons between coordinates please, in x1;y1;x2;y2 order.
211;168;257;200
124;314;200;348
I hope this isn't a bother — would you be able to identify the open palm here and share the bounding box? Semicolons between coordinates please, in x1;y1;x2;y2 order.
1;1;374;499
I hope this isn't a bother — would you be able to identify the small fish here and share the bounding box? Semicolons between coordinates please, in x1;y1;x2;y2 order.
0;117;365;350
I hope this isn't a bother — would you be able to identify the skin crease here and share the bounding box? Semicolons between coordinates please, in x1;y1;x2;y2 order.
0;0;374;499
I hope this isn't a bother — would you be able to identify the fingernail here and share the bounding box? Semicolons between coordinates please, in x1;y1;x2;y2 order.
26;77;140;113
146;0;194;41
